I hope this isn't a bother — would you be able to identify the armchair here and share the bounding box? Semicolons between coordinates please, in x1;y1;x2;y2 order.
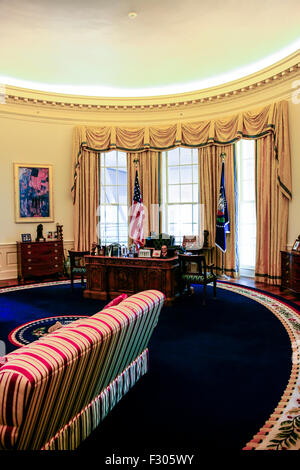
68;250;90;289
178;254;217;305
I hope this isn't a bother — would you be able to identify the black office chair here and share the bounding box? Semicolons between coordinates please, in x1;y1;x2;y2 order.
68;250;90;289
178;254;217;305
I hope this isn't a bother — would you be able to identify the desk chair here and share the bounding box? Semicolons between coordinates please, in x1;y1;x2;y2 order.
68;250;90;289
178;254;217;305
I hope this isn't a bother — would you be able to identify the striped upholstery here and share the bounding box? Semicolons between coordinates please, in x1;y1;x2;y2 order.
0;289;165;450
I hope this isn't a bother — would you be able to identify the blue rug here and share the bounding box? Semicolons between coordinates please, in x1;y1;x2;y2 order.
1;280;299;452
0;281;106;354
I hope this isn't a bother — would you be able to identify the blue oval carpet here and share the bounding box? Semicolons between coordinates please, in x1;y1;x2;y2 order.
1;280;299;452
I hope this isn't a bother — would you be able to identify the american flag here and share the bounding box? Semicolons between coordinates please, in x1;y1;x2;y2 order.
129;170;145;249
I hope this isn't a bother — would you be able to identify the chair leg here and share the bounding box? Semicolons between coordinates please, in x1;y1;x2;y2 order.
202;284;206;306
213;279;217;298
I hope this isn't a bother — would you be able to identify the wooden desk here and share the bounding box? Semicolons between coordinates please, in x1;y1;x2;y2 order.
84;255;180;306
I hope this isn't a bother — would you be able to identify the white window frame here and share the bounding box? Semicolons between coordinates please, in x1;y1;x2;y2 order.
236;139;256;278
99;151;128;245
161;148;200;245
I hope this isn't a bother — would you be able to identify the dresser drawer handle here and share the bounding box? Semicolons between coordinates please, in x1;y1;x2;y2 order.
54;243;58;247
27;258;31;262
55;264;58;268
55;256;58;260
28;266;32;270
28;251;31;255
27;245;31;249
54;250;58;253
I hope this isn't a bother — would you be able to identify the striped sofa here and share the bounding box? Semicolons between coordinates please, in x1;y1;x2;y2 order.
0;289;165;450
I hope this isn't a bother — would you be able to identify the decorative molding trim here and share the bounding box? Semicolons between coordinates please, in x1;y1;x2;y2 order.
1;51;299;114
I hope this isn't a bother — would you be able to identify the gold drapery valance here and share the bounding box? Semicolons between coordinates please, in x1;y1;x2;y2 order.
72;100;291;203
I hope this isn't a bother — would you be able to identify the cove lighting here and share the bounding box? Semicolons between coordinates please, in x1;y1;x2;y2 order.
0;40;299;98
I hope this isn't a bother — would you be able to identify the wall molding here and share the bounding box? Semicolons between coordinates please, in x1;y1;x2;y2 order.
0;240;74;281
0;50;299;125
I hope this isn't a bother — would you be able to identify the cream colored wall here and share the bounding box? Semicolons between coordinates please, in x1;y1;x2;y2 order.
0;51;299;279
0;116;74;279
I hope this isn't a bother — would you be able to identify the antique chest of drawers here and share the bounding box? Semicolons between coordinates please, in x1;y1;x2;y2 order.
17;240;64;282
280;250;300;295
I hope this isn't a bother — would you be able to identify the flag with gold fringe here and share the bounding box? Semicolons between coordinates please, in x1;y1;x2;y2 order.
129;170;145;249
215;161;230;252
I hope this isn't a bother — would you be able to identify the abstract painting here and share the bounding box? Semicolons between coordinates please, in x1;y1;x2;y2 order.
14;163;54;222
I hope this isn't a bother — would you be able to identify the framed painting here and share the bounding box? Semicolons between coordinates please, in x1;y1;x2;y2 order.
14;163;54;223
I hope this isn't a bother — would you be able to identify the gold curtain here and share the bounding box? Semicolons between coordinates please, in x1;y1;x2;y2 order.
199;145;238;277
255;135;290;285
74;150;100;251
72;101;291;203
127;151;159;245
71;100;291;282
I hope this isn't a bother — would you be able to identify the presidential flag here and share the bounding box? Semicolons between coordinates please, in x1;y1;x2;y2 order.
129;170;145;249
215;161;230;252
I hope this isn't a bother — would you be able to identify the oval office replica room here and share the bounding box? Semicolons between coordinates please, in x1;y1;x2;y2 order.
0;1;300;460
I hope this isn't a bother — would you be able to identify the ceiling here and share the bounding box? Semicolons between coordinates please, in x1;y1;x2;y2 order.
0;0;300;97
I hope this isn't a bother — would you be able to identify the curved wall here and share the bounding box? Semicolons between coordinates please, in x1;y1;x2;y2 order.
0;51;299;279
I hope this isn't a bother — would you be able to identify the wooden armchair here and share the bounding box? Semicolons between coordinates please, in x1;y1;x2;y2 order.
68;250;90;289
178;254;217;305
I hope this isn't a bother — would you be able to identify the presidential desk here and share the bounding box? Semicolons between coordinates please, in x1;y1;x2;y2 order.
84;255;180;306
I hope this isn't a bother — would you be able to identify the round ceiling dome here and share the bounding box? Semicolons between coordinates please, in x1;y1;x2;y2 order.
0;0;299;97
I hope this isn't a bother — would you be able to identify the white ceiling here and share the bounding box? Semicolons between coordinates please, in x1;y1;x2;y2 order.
0;0;300;96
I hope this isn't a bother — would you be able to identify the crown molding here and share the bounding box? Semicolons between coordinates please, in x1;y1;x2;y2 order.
1;50;299;123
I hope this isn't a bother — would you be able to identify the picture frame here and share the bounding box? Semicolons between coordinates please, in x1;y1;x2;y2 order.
182;235;203;250
138;249;151;258
14;163;54;223
21;233;31;242
292;239;300;252
152;250;161;258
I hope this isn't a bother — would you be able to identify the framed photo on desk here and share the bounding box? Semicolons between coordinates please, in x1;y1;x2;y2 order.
152;250;161;258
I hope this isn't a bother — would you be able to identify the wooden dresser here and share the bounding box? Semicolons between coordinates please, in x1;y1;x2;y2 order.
17;240;64;282
280;250;300;294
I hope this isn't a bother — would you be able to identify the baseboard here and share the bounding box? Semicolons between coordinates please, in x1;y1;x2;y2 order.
0;240;74;281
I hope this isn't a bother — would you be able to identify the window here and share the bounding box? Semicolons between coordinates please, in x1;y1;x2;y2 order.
236;139;256;276
99;151;128;245
161;148;200;245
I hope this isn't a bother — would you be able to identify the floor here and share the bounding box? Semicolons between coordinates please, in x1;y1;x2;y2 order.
0;275;299;306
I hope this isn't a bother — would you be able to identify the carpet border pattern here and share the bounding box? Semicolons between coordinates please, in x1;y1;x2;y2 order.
0;279;81;295
218;282;300;451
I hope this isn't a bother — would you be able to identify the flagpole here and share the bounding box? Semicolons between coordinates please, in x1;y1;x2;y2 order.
218;152;230;280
